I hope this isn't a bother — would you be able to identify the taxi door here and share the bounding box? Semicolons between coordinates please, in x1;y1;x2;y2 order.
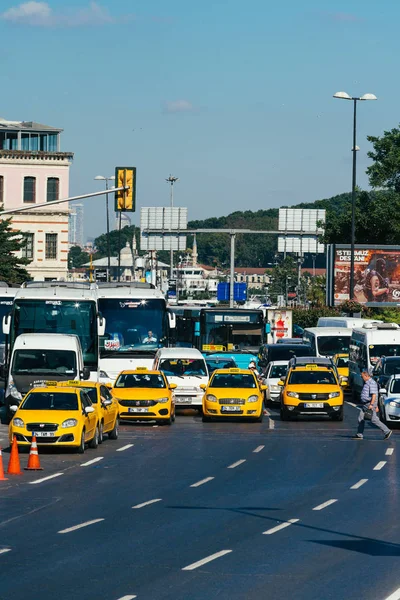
81;390;97;441
100;385;115;432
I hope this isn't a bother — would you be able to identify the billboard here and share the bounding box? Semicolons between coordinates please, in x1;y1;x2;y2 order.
327;245;400;306
140;207;188;251
266;309;293;344
278;208;326;255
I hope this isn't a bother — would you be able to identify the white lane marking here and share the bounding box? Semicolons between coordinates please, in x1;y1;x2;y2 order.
351;479;368;490
345;401;357;408
374;461;387;470
313;499;338;511
253;445;265;453
29;473;63;485
263;519;299;535
116;596;137;600
227;459;246;469
182;549;232;571
58;518;104;534
132;499;162;509
190;477;215;488
385;588;400;600
268;412;275;429
0;548;11;555
117;444;134;452
386;448;394;456
80;457;104;467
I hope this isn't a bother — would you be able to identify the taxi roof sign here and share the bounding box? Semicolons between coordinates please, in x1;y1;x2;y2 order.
136;366;148;371
229;368;241;373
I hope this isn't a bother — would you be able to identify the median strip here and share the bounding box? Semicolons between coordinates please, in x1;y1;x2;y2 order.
263;519;299;535
373;461;387;471
227;459;246;469
58;518;105;534
190;477;215;488
182;550;232;571
312;499;338;511
132;499;162;509
80;457;104;467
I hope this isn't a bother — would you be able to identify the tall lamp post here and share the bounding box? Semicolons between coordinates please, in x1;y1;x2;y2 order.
94;175;115;282
165;175;179;279
333;91;377;301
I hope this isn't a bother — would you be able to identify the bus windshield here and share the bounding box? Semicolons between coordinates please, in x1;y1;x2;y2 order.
98;298;167;356
0;297;14;345
369;345;400;365
12;300;97;368
317;336;351;357
201;310;264;350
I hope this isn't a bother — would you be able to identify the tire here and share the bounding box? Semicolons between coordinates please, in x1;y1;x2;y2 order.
108;417;119;440
88;426;99;449
202;415;211;423
76;430;85;454
331;407;344;421
380;404;386;424
280;407;290;421
171;410;176;422
98;422;104;444
255;410;264;423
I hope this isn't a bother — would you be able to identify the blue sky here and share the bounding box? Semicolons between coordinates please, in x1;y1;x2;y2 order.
0;0;398;240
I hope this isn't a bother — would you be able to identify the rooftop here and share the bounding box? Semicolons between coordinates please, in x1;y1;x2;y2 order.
0;118;62;132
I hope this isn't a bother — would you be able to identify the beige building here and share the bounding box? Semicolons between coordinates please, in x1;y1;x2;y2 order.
235;267;270;289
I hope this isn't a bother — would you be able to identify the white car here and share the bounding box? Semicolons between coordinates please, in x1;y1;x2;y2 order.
378;374;400;425
263;360;289;403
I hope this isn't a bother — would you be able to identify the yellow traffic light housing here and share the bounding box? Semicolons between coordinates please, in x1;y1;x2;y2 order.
115;167;136;212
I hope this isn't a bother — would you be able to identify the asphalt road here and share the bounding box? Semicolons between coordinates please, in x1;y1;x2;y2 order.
0;402;399;600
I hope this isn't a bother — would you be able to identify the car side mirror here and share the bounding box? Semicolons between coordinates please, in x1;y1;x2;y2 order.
10;405;19;412
102;399;112;407
260;384;267;391
84;406;95;414
81;367;90;381
379;388;387;395
278;380;284;387
199;384;207;390
169;383;178;390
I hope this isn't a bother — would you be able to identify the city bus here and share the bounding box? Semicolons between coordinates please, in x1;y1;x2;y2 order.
199;308;266;353
96;283;176;382
3;282;104;380
169;305;201;348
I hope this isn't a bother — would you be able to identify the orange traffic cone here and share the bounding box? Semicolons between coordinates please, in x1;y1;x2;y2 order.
7;436;22;475
25;435;43;471
0;447;8;481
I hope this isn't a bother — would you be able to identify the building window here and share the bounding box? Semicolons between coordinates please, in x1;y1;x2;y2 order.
45;233;57;260
21;233;34;260
23;177;36;203
47;178;59;202
0;176;3;204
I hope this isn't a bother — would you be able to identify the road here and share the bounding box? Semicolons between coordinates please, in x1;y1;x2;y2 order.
0;402;399;600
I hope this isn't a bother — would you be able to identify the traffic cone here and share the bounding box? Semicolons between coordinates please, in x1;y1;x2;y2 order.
25;435;43;471
0;448;8;481
7;436;22;475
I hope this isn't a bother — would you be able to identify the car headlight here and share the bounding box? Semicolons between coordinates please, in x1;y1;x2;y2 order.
271;385;281;391
156;397;169;404
287;391;299;398
61;419;78;428
13;418;24;428
206;394;217;402
6;376;22;401
389;400;400;408
248;395;259;403
329;392;340;399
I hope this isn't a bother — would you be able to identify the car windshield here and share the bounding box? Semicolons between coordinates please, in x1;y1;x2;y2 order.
383;361;400;375
336;357;349;368
270;365;288;378
115;374;166;388
12;349;77;375
289;370;337;385
159;358;207;377
21;392;79;410
209;373;257;388
370;345;400;365
317;336;350;357
390;380;400;394
268;346;313;361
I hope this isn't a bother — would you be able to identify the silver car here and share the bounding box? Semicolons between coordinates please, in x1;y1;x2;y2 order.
263;360;288;403
378;374;400;425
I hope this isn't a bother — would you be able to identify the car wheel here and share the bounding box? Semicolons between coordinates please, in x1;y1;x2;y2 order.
202;415;211;423
98;422;104;444
108;417;119;440
280;407;290;421
171;410;176;422
380;405;386;423
331;407;344;421
255;410;264;423
76;430;85;454
88;426;99;449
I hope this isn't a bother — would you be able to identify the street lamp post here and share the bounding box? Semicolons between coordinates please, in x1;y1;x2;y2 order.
333;91;377;301
95;175;115;282
165;175;179;280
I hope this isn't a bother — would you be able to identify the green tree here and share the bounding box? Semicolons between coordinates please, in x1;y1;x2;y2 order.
94;225;140;258
0;217;30;284
267;257;297;303
68;245;88;269
367;126;400;191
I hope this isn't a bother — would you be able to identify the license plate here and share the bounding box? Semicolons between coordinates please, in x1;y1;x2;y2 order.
129;407;148;413
221;406;241;412
305;403;324;409
34;431;56;437
176;397;192;404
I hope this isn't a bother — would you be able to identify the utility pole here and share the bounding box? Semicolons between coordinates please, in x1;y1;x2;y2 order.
230;233;236;308
165;175;179;280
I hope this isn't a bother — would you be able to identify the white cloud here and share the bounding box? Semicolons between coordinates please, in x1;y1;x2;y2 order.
164;100;195;114
1;1;130;27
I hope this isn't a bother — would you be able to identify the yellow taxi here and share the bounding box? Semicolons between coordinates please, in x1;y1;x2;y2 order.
201;368;265;422
333;354;349;389
280;357;344;421
59;381;119;442
8;382;99;453
112;368;176;425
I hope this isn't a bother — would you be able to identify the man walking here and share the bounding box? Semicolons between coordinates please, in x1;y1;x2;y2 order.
353;368;392;440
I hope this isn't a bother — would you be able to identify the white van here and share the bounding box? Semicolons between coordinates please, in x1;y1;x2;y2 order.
4;333;89;423
153;348;209;411
317;317;382;329
349;323;400;397
303;327;352;358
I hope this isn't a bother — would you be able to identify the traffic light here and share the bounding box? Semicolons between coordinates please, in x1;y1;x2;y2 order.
115;167;136;212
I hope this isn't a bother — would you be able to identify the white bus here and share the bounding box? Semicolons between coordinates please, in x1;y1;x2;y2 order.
317;317;382;328
96;283;176;382
303;327;352;358
349;323;400;397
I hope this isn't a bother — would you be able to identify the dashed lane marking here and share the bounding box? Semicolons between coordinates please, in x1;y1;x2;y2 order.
374;461;387;471
0;549;11;555
58;519;105;534
116;596;137;599
227;459;246;469
263;519;299;535
190;477;215;488
345;401;357;408
29;473;64;485
253;445;265;453
384;588;400;600
386;448;394;456
116;444;134;452
351;479;368;490
182;550;232;571
313;499;338;511
80;457;104;467
132;499;162;509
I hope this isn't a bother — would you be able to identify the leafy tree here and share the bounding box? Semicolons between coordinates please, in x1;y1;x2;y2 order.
68;246;88;269
267;257;297;304
367;126;400;191
0;216;30;284
94;225;140;259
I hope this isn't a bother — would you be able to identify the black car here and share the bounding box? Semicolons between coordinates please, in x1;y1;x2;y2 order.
373;356;400;389
205;356;237;375
258;343;313;370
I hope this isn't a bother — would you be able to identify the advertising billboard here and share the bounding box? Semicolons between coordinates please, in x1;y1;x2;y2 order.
327;245;400;306
266;309;293;343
